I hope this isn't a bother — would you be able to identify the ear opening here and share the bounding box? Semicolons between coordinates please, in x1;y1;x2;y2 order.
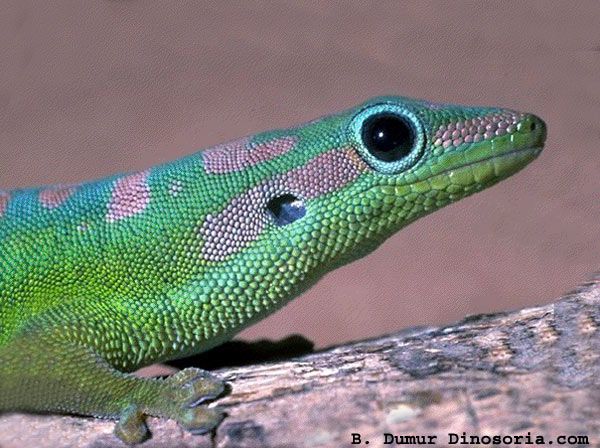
266;194;306;226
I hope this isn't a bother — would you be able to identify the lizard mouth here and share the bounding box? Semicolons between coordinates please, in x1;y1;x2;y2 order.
426;145;544;186
366;144;544;201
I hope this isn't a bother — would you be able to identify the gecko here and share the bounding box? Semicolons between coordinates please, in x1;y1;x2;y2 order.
0;96;546;444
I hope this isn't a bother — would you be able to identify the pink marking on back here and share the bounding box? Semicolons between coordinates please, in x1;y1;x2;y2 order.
203;136;298;174
39;185;76;209
0;191;9;218
106;170;151;222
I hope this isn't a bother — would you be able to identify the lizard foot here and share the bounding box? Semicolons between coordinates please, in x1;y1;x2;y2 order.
163;368;226;435
114;368;226;444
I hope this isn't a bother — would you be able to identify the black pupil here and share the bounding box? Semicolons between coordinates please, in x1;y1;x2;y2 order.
362;113;415;162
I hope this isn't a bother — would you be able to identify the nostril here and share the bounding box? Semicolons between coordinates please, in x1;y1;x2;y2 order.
525;114;547;145
267;194;306;226
517;115;545;136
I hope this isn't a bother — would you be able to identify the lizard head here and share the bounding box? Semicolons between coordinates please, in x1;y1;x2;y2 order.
186;96;545;326
252;96;546;267
331;95;545;237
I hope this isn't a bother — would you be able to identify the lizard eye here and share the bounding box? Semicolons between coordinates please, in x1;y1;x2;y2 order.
350;104;425;174
361;113;415;162
267;194;306;226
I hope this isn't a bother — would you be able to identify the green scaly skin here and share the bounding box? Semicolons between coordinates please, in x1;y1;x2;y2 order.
0;96;546;443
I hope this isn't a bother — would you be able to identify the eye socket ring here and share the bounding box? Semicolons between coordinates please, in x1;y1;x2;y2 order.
349;103;425;174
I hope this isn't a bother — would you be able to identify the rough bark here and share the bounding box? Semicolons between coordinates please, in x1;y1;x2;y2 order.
1;275;599;448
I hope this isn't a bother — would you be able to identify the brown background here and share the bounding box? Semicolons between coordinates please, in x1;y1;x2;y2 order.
1;1;598;350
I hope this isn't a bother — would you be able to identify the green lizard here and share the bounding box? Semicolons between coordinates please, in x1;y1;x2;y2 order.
0;96;546;444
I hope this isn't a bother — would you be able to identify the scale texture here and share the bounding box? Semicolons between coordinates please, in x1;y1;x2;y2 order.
0;96;546;443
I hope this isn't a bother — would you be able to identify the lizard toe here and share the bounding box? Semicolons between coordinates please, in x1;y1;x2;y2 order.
177;406;226;435
114;404;150;445
165;367;226;407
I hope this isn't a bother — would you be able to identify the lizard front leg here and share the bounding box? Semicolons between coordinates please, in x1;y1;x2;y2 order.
0;334;225;444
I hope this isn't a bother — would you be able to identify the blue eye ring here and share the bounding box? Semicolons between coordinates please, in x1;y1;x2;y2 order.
349;103;425;174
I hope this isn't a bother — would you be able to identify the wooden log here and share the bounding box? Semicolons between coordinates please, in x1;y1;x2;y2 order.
1;275;599;448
